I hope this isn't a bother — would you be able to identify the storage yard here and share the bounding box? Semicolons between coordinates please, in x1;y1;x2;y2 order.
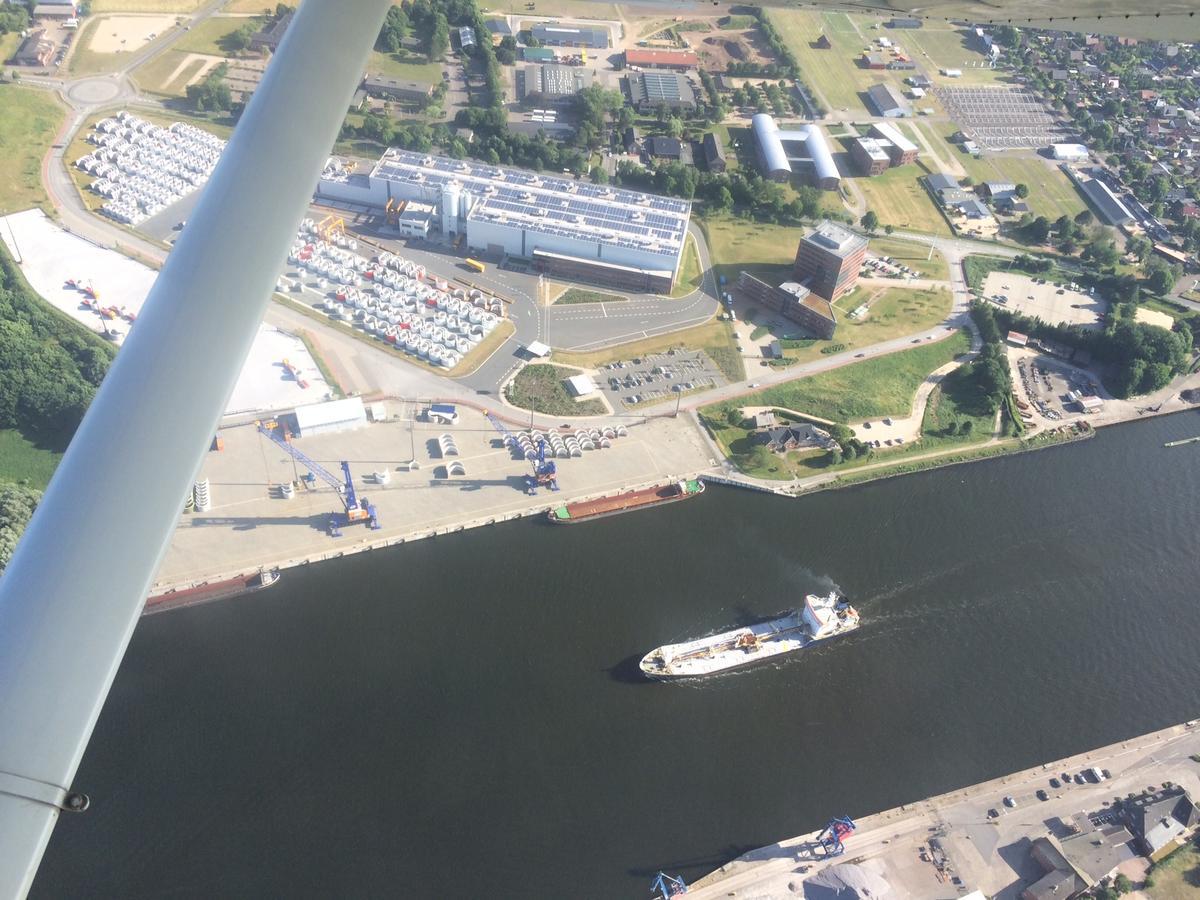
0;209;332;414
74;111;223;225
152;406;714;589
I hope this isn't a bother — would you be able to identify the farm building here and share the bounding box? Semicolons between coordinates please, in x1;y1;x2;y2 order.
867;83;909;117
623;48;699;71
532;22;609;48
751;114;840;190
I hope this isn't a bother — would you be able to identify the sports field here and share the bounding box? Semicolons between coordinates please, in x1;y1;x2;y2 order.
856;166;950;235
765;9;908;115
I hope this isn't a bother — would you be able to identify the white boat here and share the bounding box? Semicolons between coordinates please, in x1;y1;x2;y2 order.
640;592;860;679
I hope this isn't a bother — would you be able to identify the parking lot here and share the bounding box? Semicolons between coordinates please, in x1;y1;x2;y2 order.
983;271;1104;328
936;85;1076;150
595;350;726;411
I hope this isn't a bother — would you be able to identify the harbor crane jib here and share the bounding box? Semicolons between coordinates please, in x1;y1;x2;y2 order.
256;420;380;531
483;410;559;495
817;816;856;857
651;871;687;898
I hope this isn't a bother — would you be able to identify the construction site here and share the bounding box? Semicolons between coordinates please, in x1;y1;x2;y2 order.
154;402;714;592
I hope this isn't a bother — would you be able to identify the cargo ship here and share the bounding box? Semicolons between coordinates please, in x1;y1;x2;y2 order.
143;570;281;616
640;591;859;679
547;479;704;524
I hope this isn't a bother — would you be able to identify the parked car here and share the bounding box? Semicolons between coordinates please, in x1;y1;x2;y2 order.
1036;790;1049;801
1003;796;1017;808
1049;778;1061;789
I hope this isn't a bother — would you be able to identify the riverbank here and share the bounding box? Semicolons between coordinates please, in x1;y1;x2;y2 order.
687;719;1200;898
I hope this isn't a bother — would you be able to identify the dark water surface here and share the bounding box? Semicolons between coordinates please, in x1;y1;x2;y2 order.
34;413;1200;898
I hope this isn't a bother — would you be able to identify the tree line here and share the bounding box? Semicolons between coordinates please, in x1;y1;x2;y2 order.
0;248;114;442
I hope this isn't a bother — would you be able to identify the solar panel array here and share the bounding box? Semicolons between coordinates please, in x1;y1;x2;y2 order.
372;150;690;258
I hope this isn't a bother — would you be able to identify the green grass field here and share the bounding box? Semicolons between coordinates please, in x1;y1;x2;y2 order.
174;15;264;56
775;286;953;364
89;0;201;10
670;234;704;298
0;85;65;213
131;49;211;96
702;216;804;286
364;50;443;84
766;9;908;115
556;288;629;304
919;367;997;445
856;166;951;235
900;25;1002;85
554;319;744;383
0;428;64;489
0;32;21;66
1147;840;1200;899
868;235;949;279
505;364;608;416
705;329;971;423
503;0;617;18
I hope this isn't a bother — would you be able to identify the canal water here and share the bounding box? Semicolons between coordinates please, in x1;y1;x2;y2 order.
34;413;1200;898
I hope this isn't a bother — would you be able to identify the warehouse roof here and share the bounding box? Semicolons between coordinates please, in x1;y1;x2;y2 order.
867;82;909;115
752;113;838;184
869;121;917;153
624;48;699;68
294;397;366;433
925;172;959;192
532;22;609;45
627;71;695;106
524;64;593;98
373;150;691;258
804;221;868;258
1078;177;1134;224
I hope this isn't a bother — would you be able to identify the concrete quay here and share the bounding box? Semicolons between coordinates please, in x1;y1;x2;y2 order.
149;404;717;592
687;720;1200;899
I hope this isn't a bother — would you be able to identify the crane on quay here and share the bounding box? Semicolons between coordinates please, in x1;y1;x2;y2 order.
817;816;856;857
256;420;380;534
483;410;559;495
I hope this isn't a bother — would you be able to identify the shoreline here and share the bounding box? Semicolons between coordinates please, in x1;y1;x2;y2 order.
688;717;1200;897
146;403;1195;603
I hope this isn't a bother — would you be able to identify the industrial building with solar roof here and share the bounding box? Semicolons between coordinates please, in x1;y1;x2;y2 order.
316;150;692;293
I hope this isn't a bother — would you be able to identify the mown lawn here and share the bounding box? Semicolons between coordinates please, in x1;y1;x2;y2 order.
701;215;803;287
1147;840;1200;899
504;364;607;416
919;366;997;446
901;25;1002;85
856;165;951;235
365;50;443;84
0;428;64;490
670;234;704;298
868;235;949;279
557;288;629;304
173;15;265;56
0;85;66;213
554;318;745;383
705;329;971;423
771;286;953;365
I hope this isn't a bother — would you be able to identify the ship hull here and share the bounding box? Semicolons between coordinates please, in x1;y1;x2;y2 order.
548;479;703;524
640;594;859;679
143;570;280;616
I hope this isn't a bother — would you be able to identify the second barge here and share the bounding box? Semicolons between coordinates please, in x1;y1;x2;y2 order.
547;479;704;524
143;570;280;616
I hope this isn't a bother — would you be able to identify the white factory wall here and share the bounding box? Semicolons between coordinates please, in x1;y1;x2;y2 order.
316;173;388;207
466;218;679;272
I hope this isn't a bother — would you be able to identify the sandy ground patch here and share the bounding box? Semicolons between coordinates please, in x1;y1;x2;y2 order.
0;209;331;415
982;271;1104;328
86;14;178;54
164;51;223;90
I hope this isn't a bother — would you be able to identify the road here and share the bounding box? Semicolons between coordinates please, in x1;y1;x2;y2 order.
688;719;1200;899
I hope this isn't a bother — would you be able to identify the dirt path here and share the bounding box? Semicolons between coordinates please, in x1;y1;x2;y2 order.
909;120;966;178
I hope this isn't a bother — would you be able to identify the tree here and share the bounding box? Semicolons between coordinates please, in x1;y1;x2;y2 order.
725;407;745;427
1114;874;1132;895
1014;183;1029;198
667;116;684;139
710;186;734;211
860;210;879;233
589;165;609;184
375;5;408;53
0;484;40;575
1023;216;1051;244
1145;261;1179;296
186;63;232;112
428;13;449;61
883;224;894;235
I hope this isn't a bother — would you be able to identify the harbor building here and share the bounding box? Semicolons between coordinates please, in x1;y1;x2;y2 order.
520;64;593;103
623;48;698;71
531;22;609;49
361;75;434;104
736;272;838;339
626;72;696;112
868;122;919;166
867;82;910;117
851;138;891;176
793;221;868;302
316;150;692;293
751;114;840;190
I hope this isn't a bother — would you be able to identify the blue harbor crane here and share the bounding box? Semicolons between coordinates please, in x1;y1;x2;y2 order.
817;816;856;857
483;410;559;495
651;872;687;898
256;420;380;534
